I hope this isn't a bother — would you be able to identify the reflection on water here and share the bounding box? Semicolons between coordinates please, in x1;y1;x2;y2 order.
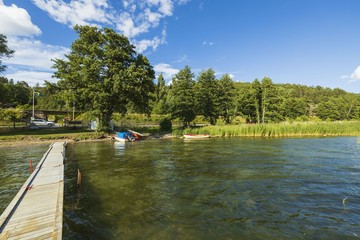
63;137;360;239
0;143;50;213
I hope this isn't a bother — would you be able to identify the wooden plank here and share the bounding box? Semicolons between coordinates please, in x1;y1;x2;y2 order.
0;141;66;240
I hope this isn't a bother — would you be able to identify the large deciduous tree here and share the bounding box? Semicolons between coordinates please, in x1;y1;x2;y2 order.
0;34;14;73
0;34;15;106
51;25;155;130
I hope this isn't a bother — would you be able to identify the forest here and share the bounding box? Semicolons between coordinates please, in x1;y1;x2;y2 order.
1;69;360;127
1;28;360;129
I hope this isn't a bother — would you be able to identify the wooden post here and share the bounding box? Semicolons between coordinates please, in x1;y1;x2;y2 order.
77;169;81;190
29;160;33;173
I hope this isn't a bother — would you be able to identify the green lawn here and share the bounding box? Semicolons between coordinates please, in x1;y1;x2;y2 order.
0;127;107;142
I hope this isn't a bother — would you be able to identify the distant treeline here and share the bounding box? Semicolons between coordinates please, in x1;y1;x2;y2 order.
1;67;360;126
153;67;360;126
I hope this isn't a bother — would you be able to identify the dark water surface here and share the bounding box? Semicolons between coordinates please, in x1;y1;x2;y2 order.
1;138;359;239
62;137;360;239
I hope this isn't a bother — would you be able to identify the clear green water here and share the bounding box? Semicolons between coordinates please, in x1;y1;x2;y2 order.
1;138;360;239
0;143;50;214
63;137;360;239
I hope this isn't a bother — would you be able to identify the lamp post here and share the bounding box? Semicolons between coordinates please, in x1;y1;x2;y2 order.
32;87;35;120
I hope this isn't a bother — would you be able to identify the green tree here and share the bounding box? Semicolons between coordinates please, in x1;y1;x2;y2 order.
51;25;155;131
153;73;168;114
282;97;308;119
2;108;26;129
217;74;235;124
0;34;14;107
195;69;219;125
234;82;257;123
260;77;283;123
0;77;9;107
315;98;342;121
8;81;31;107
252;79;262;123
0;34;14;73
167;66;196;127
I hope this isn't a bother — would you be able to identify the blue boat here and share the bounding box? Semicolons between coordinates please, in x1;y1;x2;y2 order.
114;132;136;142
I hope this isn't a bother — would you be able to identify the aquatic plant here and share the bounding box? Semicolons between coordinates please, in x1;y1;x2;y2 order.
180;121;360;138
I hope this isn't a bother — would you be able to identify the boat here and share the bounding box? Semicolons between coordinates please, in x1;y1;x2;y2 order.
183;134;210;139
114;130;146;142
114;132;137;142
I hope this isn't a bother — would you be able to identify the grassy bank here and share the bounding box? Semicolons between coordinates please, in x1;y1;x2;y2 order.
177;121;360;137
0;128;108;143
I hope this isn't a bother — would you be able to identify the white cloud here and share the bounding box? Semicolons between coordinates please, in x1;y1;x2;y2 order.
350;66;360;80
174;54;188;63
31;0;111;27
134;27;166;53
3;37;69;86
4;70;54;86
31;0;190;52
0;2;41;36
154;63;179;80
202;40;214;46
341;66;360;83
5;37;69;70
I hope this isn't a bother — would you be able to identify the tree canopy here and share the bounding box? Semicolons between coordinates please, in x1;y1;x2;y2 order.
1;29;360;127
0;34;14;73
167;66;196;127
50;25;155;130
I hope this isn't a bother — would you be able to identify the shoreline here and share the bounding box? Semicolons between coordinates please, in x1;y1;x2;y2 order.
1;133;359;147
0;133;175;147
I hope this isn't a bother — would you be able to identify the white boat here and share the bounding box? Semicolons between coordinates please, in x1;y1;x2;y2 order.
183;134;210;139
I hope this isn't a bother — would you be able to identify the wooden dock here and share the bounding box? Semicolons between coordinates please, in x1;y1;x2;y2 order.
0;141;66;240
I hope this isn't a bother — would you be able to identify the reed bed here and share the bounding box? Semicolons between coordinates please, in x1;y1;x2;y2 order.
181;121;360;138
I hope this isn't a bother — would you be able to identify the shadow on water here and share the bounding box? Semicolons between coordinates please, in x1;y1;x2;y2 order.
63;137;360;239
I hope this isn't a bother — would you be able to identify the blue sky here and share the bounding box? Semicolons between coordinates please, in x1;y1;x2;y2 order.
1;0;360;93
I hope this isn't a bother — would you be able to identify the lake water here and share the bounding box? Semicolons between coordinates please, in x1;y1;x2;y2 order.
1;137;360;239
0;143;49;213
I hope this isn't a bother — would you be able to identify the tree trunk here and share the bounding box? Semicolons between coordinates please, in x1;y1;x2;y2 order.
97;111;113;132
262;105;265;124
255;104;260;124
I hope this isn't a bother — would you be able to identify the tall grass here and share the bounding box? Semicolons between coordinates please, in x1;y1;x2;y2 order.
180;121;360;137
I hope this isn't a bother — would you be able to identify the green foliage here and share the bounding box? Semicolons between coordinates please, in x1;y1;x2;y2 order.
51;25;155;131
0;34;14;73
152;73;169;114
168;66;196;127
0;107;26;128
281;97;308;119
195;69;219;125
159;117;172;131
316;98;342;121
217;74;236;124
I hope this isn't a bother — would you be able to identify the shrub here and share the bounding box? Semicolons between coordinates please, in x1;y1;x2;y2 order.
159;117;172;131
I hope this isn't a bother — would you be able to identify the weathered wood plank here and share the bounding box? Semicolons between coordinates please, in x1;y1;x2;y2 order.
0;141;66;240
